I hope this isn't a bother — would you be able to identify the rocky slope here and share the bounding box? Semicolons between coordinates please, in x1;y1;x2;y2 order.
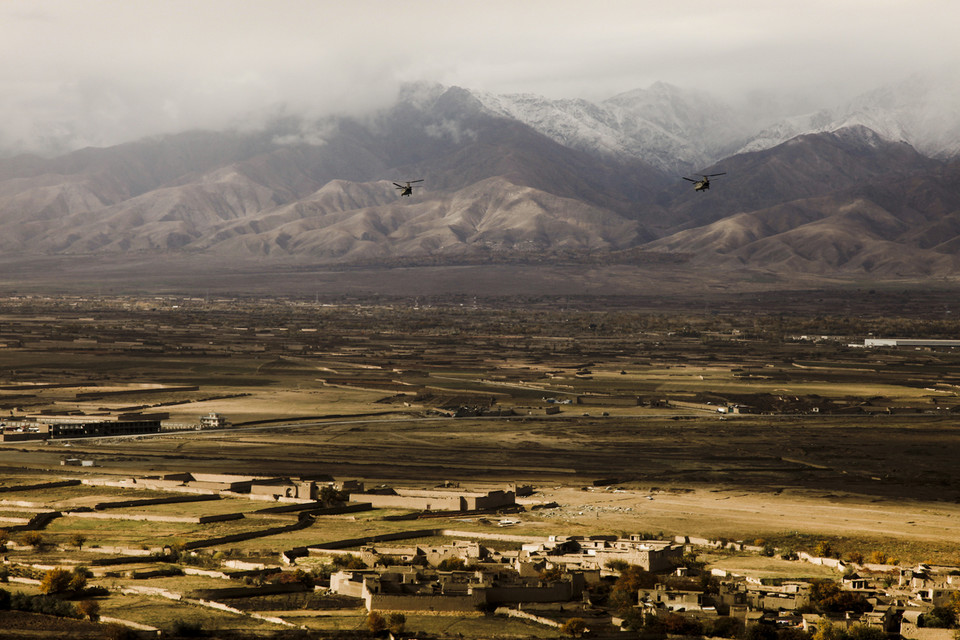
1;79;959;283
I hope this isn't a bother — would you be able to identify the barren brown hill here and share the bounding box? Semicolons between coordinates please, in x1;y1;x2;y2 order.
648;159;960;276
1;84;959;289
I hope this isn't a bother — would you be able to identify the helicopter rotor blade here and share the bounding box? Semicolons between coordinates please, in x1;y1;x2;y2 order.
393;183;404;188
408;179;424;184
682;177;697;182
704;173;726;177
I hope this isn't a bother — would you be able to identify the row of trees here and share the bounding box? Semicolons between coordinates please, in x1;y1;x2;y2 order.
0;529;88;552
0;586;100;622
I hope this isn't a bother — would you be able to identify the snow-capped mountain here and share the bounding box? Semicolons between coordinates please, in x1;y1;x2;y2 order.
737;74;960;158
471;82;753;174
467;74;960;172
2;76;960;290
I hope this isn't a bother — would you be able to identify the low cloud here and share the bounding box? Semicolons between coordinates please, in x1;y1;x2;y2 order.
0;0;957;157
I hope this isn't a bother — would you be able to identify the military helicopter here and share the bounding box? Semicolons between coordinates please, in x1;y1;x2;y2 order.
682;173;725;192
393;180;424;197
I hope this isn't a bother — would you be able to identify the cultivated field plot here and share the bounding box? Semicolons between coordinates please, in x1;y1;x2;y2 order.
2;292;960;638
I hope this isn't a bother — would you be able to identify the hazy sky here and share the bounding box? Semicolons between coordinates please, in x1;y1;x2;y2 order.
1;0;956;156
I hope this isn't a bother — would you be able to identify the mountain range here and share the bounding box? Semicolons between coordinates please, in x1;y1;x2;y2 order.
2;75;960;290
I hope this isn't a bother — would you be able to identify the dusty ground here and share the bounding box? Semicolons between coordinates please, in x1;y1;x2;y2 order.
527;485;960;549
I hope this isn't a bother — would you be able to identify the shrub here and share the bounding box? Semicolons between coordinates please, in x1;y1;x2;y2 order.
605;559;630;572
366;611;386;634
561;617;587;637
76;598;100;621
438;557;467;571
331;554;366;570
171;619;203;636
11;592;79;618
868;550;888;564
21;531;44;550
919;606;957;628
387;612;406;634
848;625;888;640
706;616;744;638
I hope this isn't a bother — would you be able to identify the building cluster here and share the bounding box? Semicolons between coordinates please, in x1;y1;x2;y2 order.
319;532;960;639
324;535;684;612
645;562;960;638
0;411;166;441
0;411;231;442
89;472;366;502
347;485;530;512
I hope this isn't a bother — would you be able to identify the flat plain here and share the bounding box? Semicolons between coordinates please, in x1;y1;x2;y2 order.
2;290;960;636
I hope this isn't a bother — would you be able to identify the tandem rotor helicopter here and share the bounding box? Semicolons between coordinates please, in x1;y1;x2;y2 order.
393;180;424;197
682;172;725;192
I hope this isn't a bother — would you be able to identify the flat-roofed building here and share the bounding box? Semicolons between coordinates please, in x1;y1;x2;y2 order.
21;412;166;438
199;412;226;429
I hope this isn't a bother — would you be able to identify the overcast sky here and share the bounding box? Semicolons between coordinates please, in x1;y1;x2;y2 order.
1;0;957;156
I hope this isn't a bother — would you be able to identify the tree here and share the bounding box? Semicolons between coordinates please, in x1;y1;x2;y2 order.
868;550;888;564
848;625;888;640
744;622;780;640
618;607;646;631
68;567;89;592
707;616;744;638
605;559;630;572
438;557;467;571
22;531;44;550
76;599;100;621
920;606;957;628
40;568;73;594
814;541;833;558
950;591;960;621
40;567;90;595
777;628;812;640
387;612;406;635
809;580;871;614
70;533;88;551
367;611;387;634
539;566;563;582
0;529;9;550
662;612;703;637
813;620;850;640
610;564;658;610
561;617;587;638
319;485;348;506
171;619;203;637
332;554;367;570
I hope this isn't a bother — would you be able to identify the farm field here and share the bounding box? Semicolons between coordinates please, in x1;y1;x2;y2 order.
2;291;960;637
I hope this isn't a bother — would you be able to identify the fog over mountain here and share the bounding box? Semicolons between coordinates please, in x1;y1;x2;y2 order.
3;1;957;160
1;76;960;292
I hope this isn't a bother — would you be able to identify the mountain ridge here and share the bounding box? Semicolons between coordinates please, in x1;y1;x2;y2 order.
1;79;959;289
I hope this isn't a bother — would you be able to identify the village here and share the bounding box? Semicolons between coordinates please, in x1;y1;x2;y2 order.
2;469;960;639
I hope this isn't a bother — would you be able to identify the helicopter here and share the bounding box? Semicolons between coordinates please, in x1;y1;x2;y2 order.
682;173;725;192
393;180;424;197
